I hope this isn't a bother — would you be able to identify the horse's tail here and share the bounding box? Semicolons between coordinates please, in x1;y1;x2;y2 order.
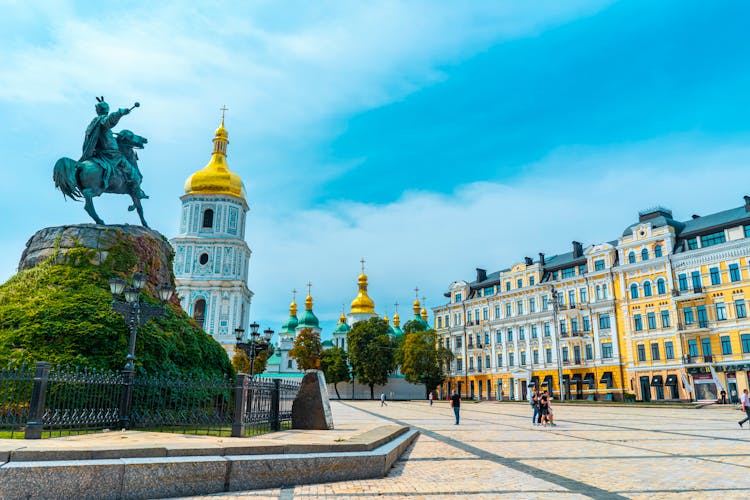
53;157;83;201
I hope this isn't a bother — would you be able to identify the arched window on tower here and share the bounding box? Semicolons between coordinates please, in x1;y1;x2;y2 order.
641;248;649;261
643;281;652;297
628;251;636;264
193;298;206;329
654;245;663;258
630;283;639;299
202;209;214;230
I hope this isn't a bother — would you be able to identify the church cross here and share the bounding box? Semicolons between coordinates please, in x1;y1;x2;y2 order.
220;105;228;121
394;301;399;314
414;287;419;299
292;288;297;301
307;281;312;295
360;257;366;274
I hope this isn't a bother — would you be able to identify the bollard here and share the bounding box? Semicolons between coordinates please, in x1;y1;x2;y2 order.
25;362;52;439
270;379;281;431
231;373;249;437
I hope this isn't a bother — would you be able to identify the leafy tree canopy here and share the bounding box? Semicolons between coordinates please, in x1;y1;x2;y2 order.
288;327;322;370
321;346;350;399
347;317;395;398
400;329;453;396
403;318;428;334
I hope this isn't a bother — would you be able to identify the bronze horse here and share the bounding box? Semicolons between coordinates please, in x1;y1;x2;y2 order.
53;130;149;227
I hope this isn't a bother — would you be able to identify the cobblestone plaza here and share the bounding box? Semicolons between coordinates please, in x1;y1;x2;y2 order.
199;400;750;499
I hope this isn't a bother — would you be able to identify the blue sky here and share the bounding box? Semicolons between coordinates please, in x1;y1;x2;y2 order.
2;1;750;339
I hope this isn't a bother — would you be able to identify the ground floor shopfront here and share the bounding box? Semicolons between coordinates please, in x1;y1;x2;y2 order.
630;363;750;403
441;364;626;402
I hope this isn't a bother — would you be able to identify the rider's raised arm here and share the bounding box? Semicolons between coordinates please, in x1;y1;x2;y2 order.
103;107;130;130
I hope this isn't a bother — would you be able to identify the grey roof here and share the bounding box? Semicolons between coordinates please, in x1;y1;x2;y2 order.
542;251;585;271
679;206;750;237
622;215;685;237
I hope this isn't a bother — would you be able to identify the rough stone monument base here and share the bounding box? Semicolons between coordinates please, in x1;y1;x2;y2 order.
292;370;334;430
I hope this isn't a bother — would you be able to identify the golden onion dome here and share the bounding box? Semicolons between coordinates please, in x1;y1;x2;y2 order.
184;118;246;201
289;300;297;317
350;273;376;314
383;314;390;325
393;312;400;327
413;298;421;316
421;308;428;322
338;312;347;324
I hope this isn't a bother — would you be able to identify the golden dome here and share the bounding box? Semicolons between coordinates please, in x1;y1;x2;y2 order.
338;312;347;324
350;273;376;314
413;298;421;316
289;300;297;316
184;118;246;201
383;314;390;325
393;312;400;327
420;308;428;322
305;294;313;311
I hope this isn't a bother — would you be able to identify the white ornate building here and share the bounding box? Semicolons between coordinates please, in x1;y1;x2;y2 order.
171;116;253;354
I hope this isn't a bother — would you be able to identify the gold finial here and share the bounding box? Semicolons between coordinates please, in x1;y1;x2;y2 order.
420;296;428;322
307;281;312;296
305;282;313;311
413;288;421;315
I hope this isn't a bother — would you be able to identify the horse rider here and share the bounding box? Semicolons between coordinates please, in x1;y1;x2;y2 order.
80;97;147;199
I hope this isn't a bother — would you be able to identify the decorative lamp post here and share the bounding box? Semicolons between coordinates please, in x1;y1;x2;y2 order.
109;273;174;429
235;323;274;378
550;286;566;401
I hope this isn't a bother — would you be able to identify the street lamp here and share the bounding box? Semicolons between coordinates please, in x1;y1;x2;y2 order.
235;323;274;378
550;286;566;401
109;273;174;429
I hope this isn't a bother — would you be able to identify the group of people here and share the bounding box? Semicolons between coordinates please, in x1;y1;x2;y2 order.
530;388;556;427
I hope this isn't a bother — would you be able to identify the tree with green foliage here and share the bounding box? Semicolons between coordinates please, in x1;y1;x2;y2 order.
400;329;454;397
347;317;396;399
289;327;322;370
231;348;270;376
321;346;350;399
403;318;428;334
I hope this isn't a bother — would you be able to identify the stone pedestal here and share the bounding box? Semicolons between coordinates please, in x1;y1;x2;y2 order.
292;370;334;430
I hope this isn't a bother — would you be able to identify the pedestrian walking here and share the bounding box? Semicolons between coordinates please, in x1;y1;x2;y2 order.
738;389;750;428
538;390;550;426
450;389;461;425
380;392;388;407
531;389;541;426
429;391;434;406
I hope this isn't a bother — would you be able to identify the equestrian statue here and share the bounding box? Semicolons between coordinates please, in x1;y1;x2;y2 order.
53;97;150;227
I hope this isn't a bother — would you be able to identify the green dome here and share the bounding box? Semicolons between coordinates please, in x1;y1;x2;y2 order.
299;310;319;329
392;326;404;338
281;314;298;334
322;339;334;348
265;351;282;366
334;321;351;334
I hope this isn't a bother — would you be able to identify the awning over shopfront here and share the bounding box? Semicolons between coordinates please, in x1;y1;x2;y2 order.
571;374;582;384
665;375;678;386
600;371;613;388
650;375;664;387
542;375;554;387
530;375;540;388
562;374;570;384
583;373;595;387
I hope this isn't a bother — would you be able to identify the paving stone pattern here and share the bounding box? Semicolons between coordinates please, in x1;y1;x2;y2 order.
187;401;750;499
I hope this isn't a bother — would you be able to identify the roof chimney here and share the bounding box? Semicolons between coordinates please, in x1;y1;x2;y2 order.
692;214;700;219
744;195;750;212
538;252;545;266
572;241;583;258
524;256;533;266
475;268;487;282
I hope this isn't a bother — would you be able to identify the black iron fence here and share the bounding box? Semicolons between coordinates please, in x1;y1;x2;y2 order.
0;362;301;439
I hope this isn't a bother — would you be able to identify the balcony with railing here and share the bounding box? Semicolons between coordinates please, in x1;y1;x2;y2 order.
678;321;709;332
672;286;706;301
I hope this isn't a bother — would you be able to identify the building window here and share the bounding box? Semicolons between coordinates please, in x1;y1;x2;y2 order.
684;308;694;325
602;284;608;298
542;296;549;310
697;305;708;327
736;299;747;319
199;253;209;265
484;286;495;297
562;267;575;279
496;330;502;343
568;290;576;306
485;355;491;368
599;314;611;329
661;310;670;328
544;322;551;337
628;251;636;264
530;276;535;286
533;350;539;364
647;312;656;330
474;310;480;324
562;347;569;362
288;360;293;369
509;353;515;366
517;278;523;289
454;293;462;303
730;264;741;282
701;231;726;248
571;318;579;334
641;248;649;261
583;315;591;332
497;354;503;367
742;334;750;353
721;336;732;355
665;341;674;359
494;305;500;319
506;281;511;291
484;332;490;345
688;339;698;357
546;348;553;363
506;303;512;317
507;329;513;342
687;237;698;250
437;317;443;329
654;245;663;258
585;344;593;360
456;359;463;371
521;351;527;365
559;319;567;335
701;337;712;356
202;209;214;229
634;314;643;331
517;300;524;315
580;288;587;303
530;298;536;313
716;303;727;321
192;298;206;329
630;283;639;299
578;264;586;275
596;285;602;300
656;278;666;295
710;267;721;285
602;342;613;358
483;307;489;320
643;281;652;297
594;259;605;271
691;271;702;291
455;337;462;348
650;343;660;360
469;358;474;370
746;225;750;238
531;325;538;339
678;274;688;291
519;327;526;340
552;271;558;280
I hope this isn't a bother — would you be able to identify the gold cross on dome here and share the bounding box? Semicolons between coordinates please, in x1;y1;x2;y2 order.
220;105;228;121
414;287;420;299
360;257;366;274
292;288;297;301
307;281;312;295
394;301;399;313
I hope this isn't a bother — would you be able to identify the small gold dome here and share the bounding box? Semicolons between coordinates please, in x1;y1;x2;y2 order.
393;312;400;327
338;312;347;324
413;298;421;315
305;294;313;311
383;314;390;325
184;118;246;201
350;273;376;314
420;308;428;322
289;301;297;316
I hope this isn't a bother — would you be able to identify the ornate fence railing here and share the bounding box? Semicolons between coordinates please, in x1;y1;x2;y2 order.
0;362;302;439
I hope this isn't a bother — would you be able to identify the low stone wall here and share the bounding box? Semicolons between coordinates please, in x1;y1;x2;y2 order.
328;377;426;400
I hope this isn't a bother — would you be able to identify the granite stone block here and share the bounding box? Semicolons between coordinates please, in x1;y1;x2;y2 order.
120;456;229;500
0;458;124;500
292;370;334;430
